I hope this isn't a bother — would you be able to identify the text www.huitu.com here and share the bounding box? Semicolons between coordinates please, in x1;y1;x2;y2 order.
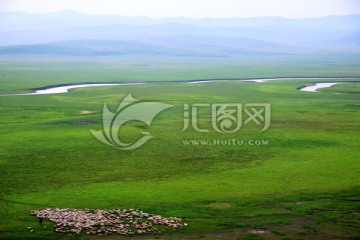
182;139;269;146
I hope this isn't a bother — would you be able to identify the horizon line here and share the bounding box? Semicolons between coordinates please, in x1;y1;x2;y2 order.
1;10;359;20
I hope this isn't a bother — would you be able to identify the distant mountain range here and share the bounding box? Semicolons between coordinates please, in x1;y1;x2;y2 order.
0;11;359;56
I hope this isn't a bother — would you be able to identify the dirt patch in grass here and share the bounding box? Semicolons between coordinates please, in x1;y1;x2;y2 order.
205;202;233;209
54;120;98;125
247;229;270;234
80;110;96;115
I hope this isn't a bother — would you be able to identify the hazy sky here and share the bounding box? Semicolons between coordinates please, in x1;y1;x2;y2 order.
0;0;359;18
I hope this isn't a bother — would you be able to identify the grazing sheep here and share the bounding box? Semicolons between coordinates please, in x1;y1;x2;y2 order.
30;208;186;236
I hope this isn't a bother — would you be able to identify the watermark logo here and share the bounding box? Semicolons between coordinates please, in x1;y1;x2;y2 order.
182;103;270;133
92;95;271;150
91;94;173;150
213;104;242;133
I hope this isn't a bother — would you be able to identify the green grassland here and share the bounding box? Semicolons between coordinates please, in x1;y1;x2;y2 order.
0;55;359;240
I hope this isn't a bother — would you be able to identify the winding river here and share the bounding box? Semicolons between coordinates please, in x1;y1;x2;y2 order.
1;77;358;96
3;83;148;96
299;82;343;92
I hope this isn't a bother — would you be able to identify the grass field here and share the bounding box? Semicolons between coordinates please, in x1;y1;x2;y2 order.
0;55;359;240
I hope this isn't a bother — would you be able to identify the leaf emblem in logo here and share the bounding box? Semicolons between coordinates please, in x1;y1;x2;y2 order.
91;94;173;150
